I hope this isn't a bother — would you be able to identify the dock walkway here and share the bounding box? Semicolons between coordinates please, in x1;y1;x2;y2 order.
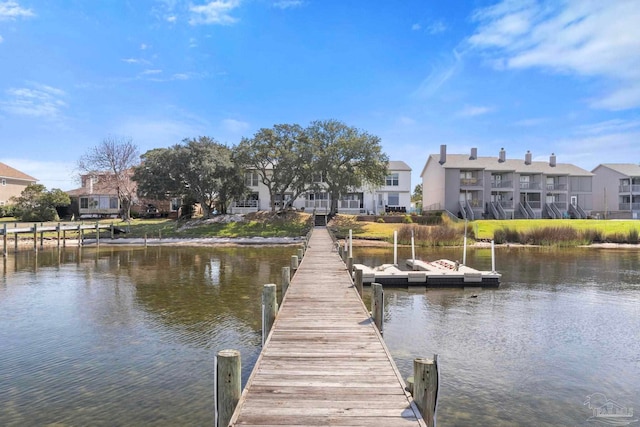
229;227;425;426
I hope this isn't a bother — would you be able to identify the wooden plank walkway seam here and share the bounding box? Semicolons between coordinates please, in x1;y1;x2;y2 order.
228;226;426;427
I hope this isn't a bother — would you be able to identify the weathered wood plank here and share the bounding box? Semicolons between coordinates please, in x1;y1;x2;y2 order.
228;227;425;427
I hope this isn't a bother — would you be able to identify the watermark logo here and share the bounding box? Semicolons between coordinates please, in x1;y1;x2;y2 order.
584;393;638;426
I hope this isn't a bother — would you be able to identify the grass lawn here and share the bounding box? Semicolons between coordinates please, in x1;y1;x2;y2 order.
473;219;640;240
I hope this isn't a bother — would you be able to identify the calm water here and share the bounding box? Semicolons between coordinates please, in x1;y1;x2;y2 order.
1;244;639;426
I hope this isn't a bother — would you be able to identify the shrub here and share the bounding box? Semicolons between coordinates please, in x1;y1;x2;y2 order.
397;224;462;246
580;228;603;244
628;228;639;244
402;215;413;224
377;218;385;223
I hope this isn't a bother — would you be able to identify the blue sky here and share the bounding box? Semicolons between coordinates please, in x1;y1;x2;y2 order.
1;0;640;191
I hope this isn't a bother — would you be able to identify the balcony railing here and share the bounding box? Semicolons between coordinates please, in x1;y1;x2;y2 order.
619;185;640;193
305;200;329;209
233;200;258;208
546;183;567;191
339;200;362;210
460;178;483;187
520;182;541;190
491;180;513;188
496;201;513;209
526;201;541;208
619;203;640;210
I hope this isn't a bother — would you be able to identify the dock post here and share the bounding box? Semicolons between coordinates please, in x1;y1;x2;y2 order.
262;284;277;344
281;267;290;297
40;228;44;249
14;224;18;252
215;349;241;427
62;228;66;247
349;229;353;258
354;267;363;298
56;223;61;249
371;282;384;333
95;222;100;246
2;224;6;257
338;246;343;259
411;229;416;270
33;224;38;252
347;256;353;273
413;355;439;427
491;240;496;272
297;247;304;261
144;233;148;248
110;223;114;240
393;230;398;266
78;224;83;247
290;255;299;277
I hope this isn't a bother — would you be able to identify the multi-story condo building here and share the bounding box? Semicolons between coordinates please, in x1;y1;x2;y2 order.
421;146;593;220
0;162;37;207
231;160;412;215
591;163;640;219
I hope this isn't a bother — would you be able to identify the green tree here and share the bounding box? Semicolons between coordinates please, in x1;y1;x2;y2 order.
236;124;313;211
11;184;71;221
306;119;389;215
412;183;423;212
78;136;140;220
133;137;245;216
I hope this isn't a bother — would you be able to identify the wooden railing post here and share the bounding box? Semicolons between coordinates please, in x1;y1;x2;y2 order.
371;282;384;333
290;255;299;277
413;355;439;427
281;266;290;297
262;284;277;345
354;268;363;298
216;349;241;427
347;256;353;273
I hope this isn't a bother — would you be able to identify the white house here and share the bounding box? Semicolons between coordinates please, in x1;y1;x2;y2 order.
230;160;412;215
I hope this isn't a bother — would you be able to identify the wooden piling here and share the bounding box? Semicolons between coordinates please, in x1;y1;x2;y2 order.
2;224;6;257
62;229;66;247
371;282;384;333
33;224;38;251
56;223;61;249
354;267;363;298
347;256;353;273
281;266;290;297
290;255;299;277
77;224;83;247
413;355;439;427
110;223;114;239
262;284;277;343
216;349;241;427
95;222;100;246
297;247;304;261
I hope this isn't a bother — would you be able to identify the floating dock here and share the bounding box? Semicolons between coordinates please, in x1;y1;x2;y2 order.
353;259;501;288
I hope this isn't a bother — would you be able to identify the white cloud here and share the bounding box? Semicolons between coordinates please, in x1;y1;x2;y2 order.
189;0;241;25
411;23;421;31
222;118;249;133
140;43;148;50
397;116;416;126
468;0;640;110
415;49;463;98
0;34;3;43
512;117;547;127
141;69;162;75
0;0;34;20
426;20;447;35
0;83;67;118
457;105;495;117
573;118;640;136
273;0;303;9
166;15;177;22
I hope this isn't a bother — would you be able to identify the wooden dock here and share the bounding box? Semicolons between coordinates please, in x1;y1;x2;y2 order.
228;227;426;426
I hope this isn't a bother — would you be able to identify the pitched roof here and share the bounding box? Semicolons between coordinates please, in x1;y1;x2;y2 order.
424;154;592;176
388;160;411;171
0;162;37;182
594;163;640;176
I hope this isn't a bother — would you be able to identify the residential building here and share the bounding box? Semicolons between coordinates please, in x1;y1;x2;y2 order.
0;162;37;207
67;172;180;218
591;164;640;219
421;146;593;220
230;161;412;215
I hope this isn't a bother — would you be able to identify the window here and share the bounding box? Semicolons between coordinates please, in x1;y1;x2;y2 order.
244;172;259;187
274;193;293;208
109;197;119;209
385;173;399;186
388;192;399;206
80;197;89;209
1;179;5;186
0;201;5;206
312;173;325;183
171;198;181;211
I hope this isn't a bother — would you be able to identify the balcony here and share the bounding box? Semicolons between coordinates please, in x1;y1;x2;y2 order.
546;183;567;191
619;203;640;211
491;180;512;189
619;185;640;193
520;182;541;190
460;178;483;187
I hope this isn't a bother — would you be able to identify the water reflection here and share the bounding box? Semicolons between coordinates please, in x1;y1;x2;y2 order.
1;245;639;426
358;246;640;426
0;245;297;426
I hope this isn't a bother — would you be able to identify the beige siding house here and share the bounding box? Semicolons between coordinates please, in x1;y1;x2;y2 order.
421;146;593;220
0;162;38;206
591;164;640;219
